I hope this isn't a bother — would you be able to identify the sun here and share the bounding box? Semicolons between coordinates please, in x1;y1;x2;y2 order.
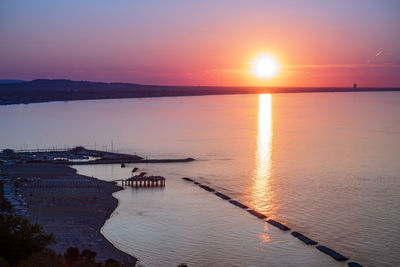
251;54;280;79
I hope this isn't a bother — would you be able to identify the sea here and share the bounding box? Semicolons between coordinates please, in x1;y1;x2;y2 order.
1;92;399;267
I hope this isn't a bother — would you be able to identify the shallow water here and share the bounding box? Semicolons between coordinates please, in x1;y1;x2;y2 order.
93;168;342;267
1;92;400;266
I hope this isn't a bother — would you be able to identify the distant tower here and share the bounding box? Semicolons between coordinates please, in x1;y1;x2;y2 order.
353;83;357;89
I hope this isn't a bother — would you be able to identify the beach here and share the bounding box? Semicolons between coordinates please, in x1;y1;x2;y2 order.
1;163;136;265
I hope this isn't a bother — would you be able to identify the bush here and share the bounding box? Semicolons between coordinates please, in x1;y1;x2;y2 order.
64;247;81;265
17;249;63;267
104;258;121;267
0;215;124;267
0;214;55;265
0;181;12;212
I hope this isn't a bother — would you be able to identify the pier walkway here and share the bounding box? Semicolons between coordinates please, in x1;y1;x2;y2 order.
115;176;166;188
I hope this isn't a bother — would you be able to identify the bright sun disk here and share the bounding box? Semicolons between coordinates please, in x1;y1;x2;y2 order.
252;55;280;79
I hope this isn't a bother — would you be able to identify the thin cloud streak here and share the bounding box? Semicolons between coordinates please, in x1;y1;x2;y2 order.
284;63;399;70
204;63;399;75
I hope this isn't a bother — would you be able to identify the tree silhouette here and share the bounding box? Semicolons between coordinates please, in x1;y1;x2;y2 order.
0;214;55;265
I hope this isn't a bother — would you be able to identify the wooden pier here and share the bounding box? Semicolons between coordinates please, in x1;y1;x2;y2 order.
115;176;166;188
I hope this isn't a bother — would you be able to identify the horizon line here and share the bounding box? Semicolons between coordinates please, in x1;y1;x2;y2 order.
1;78;399;89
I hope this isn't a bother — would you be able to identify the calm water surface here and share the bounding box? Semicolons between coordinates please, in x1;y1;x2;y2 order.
1;92;399;266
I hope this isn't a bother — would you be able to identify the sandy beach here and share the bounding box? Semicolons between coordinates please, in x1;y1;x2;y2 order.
2;163;136;265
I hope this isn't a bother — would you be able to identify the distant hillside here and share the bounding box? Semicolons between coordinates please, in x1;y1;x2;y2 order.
0;79;25;84
0;79;399;105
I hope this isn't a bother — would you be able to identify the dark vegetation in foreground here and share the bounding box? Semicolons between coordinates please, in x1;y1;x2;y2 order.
1;79;399;105
0;181;12;212
0;214;123;267
0;214;189;267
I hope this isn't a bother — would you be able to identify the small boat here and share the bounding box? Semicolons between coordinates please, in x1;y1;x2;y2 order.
121;163;125;168
131;167;138;173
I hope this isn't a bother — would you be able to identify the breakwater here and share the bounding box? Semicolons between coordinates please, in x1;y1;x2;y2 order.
0;146;194;166
182;177;363;267
69;157;195;165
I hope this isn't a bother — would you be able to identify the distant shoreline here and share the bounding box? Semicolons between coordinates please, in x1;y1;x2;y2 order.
1;79;399;106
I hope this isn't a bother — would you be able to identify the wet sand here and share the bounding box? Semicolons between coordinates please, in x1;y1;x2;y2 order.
2;163;136;265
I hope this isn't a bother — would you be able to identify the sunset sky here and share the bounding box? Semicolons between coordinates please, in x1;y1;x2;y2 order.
1;0;399;87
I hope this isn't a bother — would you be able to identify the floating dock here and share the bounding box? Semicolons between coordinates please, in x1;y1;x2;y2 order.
291;231;318;245
214;192;231;200
199;185;215;192
228;200;248;209
267;219;290;231
316;246;349;261
247;210;267;219
180;176;365;266
348;262;363;267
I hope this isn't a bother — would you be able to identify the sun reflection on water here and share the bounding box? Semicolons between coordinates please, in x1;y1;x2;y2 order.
250;94;275;216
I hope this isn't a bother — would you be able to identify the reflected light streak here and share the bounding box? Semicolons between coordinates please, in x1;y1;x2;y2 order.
250;94;275;217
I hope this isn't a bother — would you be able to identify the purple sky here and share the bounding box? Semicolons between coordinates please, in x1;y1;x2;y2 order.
1;0;399;86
